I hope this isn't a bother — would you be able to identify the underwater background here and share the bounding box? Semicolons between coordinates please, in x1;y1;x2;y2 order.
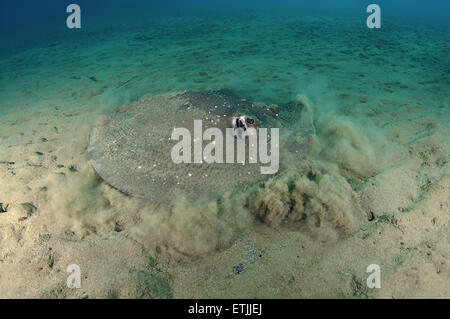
1;0;449;106
0;0;449;298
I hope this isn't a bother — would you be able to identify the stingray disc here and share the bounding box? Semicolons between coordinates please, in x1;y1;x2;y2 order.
88;91;312;202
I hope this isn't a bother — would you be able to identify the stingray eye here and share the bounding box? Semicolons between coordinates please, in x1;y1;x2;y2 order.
246;118;255;125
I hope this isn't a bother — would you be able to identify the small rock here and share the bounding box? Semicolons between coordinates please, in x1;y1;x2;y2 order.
19;202;38;221
0;203;9;213
233;263;245;275
48;254;54;269
114;223;123;232
69;165;78;172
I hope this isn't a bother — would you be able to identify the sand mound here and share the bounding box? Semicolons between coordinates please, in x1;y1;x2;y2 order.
247;161;362;240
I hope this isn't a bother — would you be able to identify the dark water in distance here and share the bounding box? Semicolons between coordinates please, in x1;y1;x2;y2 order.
1;0;449;35
0;0;448;105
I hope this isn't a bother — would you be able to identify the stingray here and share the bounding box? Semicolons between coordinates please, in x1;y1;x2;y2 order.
88;90;314;202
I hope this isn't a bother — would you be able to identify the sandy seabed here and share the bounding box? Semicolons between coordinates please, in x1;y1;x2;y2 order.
0;14;448;298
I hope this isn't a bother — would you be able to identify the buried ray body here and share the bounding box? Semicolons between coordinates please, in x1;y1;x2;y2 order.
170;119;280;174
88;90;314;202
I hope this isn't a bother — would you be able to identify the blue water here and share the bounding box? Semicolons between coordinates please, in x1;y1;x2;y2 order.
1;1;448;101
2;1;449;44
